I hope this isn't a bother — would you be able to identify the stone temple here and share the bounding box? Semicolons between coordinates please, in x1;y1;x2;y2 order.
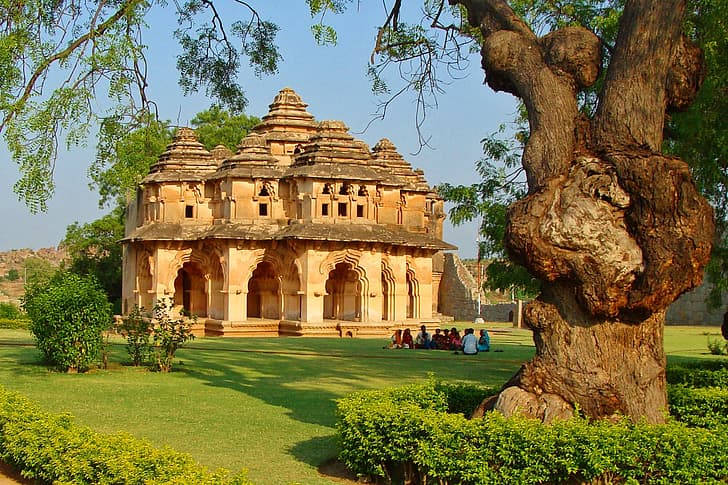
121;87;456;336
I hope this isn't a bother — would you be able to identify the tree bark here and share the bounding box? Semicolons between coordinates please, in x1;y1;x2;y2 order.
456;0;714;423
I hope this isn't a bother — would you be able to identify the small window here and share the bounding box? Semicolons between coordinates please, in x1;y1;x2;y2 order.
338;202;348;217
339;183;349;195
259;186;270;196
356;205;364;217
358;185;367;196
322;184;331;195
322;203;329;216
259;203;268;216
185;205;194;218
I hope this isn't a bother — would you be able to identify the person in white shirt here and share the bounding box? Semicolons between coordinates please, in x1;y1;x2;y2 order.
414;325;431;349
461;327;478;355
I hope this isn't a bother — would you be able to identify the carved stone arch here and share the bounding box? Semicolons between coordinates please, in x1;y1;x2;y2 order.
169;247;212;318
245;248;287;320
321;250;370;322
319;249;364;276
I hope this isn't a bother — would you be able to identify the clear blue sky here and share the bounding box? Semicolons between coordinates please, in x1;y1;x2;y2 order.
0;2;518;257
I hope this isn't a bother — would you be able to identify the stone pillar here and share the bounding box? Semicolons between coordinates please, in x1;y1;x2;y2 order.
223;246;250;321
410;255;434;319
299;249;326;323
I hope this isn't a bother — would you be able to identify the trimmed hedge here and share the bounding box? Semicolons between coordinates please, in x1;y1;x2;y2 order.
668;384;728;428
336;380;728;484
0;386;252;484
0;318;30;330
667;360;728;388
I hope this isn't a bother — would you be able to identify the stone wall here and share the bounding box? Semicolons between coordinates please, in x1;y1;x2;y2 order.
440;252;724;327
667;280;725;326
438;253;481;321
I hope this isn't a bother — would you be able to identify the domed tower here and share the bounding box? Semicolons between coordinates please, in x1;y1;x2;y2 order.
253;87;318;164
138;127;217;226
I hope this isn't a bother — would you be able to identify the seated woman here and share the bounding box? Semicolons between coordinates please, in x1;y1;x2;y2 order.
477;328;490;352
401;328;414;349
387;329;403;349
431;328;446;350
448;327;462;351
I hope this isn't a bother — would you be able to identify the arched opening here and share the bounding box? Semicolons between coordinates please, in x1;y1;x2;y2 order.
406;270;419;319
324;262;361;321
173;262;207;317
247;261;280;319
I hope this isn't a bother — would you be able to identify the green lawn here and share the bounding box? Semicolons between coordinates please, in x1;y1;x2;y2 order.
0;324;722;484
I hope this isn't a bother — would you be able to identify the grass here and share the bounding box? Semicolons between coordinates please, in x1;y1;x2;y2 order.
0;323;723;484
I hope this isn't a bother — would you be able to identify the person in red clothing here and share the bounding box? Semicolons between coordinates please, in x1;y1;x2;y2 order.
448;327;462;351
401;328;414;349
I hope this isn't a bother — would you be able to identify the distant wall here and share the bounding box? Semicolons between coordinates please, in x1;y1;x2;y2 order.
438;253;480;321
440;252;723;326
667;280;725;326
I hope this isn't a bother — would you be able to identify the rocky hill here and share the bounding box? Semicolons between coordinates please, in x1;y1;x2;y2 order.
0;247;68;305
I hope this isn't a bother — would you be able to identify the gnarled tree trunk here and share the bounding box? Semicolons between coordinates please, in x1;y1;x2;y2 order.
456;0;714;423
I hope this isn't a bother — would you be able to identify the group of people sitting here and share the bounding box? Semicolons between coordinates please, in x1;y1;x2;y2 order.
387;325;490;354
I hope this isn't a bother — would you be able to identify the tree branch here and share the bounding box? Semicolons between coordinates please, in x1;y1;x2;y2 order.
1;0;144;133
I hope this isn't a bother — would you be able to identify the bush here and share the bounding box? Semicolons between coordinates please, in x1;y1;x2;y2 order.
336;382;728;484
707;337;727;355
0;302;21;320
0;385;251;484
435;382;498;416
668;385;728;428
151;299;195;372
667;360;728;388
22;271;112;372
5;269;19;281
0;318;29;330
119;305;153;366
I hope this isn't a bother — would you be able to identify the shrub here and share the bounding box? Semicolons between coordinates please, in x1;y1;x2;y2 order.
0;385;251;484
151;299;195;372
22;271;112;372
0;302;21;320
668;385;728;428
707;337;727;355
119;305;153;366
435;382;497;416
336;382;728;484
5;269;19;281
0;318;30;330
667;360;728;388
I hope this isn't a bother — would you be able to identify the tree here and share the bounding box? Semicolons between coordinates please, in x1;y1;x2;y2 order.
191;106;260;152
5;269;19;281
460;0;711;423
23;257;56;286
665;0;728;309
62;206;126;313
0;0;715;422
22;271;112;373
91;115;173;209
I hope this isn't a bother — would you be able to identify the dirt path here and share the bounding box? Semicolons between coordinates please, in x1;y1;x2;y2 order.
0;462;30;485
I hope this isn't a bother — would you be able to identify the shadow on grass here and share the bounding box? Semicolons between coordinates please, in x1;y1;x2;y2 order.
174;338;533;429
